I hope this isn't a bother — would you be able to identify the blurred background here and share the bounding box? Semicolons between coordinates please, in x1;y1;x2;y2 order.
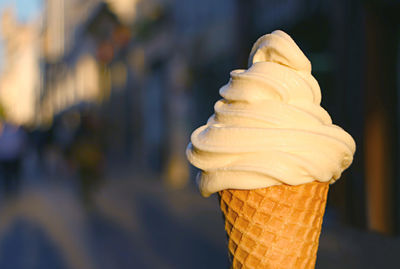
0;0;399;268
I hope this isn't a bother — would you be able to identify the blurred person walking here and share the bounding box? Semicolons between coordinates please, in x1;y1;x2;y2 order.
0;123;27;196
70;112;105;208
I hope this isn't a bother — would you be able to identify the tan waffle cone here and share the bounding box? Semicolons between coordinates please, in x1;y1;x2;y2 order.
218;181;329;269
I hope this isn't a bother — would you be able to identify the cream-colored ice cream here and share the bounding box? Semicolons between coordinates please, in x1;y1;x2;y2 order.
186;30;356;197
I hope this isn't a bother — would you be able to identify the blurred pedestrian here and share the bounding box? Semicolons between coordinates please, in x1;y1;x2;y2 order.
70;112;105;208
0;123;27;196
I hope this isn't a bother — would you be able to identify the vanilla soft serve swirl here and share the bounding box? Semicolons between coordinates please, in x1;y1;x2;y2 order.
186;30;356;197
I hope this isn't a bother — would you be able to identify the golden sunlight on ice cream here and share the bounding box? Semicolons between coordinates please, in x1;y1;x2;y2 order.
186;30;356;197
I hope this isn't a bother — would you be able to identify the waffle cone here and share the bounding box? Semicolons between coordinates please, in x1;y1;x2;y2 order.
218;181;329;269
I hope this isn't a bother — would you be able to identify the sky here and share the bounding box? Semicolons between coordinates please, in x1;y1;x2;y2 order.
0;0;42;22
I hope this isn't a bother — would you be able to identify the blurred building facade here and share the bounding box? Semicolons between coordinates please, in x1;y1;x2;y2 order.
0;9;41;125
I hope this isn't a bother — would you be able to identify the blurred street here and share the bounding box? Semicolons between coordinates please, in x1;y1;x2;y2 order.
0;162;229;269
0;162;399;269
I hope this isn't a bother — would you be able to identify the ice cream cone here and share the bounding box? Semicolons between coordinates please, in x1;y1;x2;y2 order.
218;181;329;269
186;30;355;268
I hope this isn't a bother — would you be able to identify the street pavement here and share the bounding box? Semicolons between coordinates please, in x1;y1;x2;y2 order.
0;168;399;269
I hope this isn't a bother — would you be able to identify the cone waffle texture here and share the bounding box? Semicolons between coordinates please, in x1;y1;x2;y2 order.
218;181;329;269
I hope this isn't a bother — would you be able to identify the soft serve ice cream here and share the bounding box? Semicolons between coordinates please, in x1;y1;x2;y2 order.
186;30;356;197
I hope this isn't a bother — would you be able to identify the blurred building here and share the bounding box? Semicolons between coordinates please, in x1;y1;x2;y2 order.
39;0;106;125
43;0;102;62
0;9;41;126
